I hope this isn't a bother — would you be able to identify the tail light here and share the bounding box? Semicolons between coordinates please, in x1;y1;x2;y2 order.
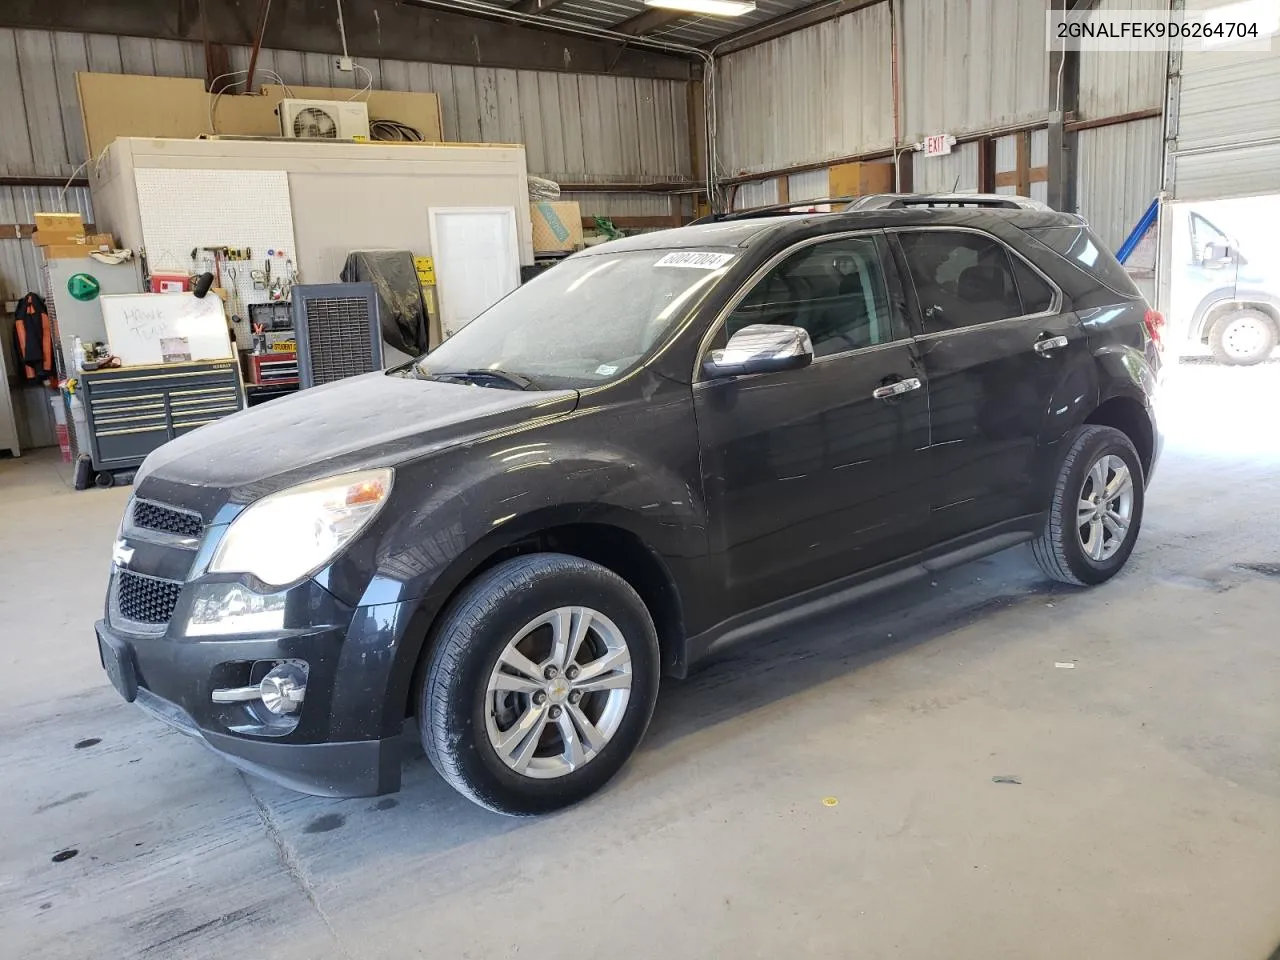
1143;309;1166;351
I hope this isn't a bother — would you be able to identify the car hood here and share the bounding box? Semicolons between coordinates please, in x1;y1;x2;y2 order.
136;371;579;498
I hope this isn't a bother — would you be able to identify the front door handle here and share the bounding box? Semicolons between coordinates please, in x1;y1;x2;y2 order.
872;377;922;400
1034;335;1069;354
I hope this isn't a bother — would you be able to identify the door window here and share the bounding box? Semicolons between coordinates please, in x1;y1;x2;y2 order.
725;235;897;358
897;231;1025;333
1010;256;1055;314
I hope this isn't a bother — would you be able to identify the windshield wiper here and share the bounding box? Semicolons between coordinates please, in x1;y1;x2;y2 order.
427;368;535;390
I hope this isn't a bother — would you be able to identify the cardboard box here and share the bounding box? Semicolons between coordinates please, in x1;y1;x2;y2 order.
827;162;895;198
42;233;117;259
531;201;584;254
33;211;86;246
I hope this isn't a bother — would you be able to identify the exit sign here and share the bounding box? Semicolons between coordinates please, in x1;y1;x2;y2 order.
923;133;954;156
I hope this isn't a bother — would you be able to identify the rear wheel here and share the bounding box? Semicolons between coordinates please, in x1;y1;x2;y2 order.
1032;425;1145;586
1209;309;1276;366
420;553;659;815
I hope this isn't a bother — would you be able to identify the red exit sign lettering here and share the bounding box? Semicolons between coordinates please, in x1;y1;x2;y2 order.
923;134;953;156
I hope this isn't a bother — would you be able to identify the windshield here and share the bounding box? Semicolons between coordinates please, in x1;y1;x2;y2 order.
411;248;736;389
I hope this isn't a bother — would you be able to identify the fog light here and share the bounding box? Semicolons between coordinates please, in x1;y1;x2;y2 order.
259;661;307;715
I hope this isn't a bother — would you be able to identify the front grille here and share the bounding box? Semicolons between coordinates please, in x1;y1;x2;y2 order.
132;500;203;538
117;570;183;625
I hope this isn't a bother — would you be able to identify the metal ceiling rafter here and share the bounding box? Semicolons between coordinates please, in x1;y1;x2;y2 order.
613;8;690;36
509;0;573;14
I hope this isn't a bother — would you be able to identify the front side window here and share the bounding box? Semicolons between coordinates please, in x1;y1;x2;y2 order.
724;235;896;358
897;231;1025;333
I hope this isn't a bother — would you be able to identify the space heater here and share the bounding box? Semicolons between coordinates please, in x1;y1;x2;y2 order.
291;283;384;389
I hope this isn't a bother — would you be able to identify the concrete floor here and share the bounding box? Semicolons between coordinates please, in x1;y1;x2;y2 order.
1;362;1277;960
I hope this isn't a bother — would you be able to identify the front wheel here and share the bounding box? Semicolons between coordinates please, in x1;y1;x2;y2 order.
1032;425;1145;586
1209;309;1277;366
420;554;660;815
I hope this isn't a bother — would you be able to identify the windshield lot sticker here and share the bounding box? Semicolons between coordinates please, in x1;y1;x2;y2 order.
654;251;736;269
595;364;619;376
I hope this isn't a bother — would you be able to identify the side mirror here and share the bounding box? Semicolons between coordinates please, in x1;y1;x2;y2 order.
1200;240;1237;267
701;323;814;380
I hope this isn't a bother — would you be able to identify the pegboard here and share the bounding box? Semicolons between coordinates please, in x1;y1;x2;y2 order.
134;167;299;350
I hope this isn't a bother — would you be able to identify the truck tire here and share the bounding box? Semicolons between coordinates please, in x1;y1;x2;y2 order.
1209;309;1277;366
1032;425;1145;586
420;553;660;815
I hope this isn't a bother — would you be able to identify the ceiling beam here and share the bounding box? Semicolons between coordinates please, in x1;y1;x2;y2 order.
510;0;573;13
0;0;693;80
613;8;689;36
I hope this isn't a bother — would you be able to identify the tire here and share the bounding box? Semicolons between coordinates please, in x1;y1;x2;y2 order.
1208;309;1277;366
1032;425;1145;586
420;553;660;815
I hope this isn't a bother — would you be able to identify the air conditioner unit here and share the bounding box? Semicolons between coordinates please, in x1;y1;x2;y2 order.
292;283;383;389
277;99;370;140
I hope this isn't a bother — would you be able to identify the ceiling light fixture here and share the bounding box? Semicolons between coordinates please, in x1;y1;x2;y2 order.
642;0;756;16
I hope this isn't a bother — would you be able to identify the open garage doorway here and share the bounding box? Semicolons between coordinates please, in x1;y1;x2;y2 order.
1157;192;1280;463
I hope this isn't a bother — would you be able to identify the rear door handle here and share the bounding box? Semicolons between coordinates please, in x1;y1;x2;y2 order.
1034;335;1069;354
872;377;922;399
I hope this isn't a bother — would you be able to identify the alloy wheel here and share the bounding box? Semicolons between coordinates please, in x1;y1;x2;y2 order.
1076;454;1134;562
484;606;633;779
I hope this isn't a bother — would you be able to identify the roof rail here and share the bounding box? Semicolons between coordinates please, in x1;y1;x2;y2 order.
848;193;1054;211
691;192;1056;225
688;197;859;224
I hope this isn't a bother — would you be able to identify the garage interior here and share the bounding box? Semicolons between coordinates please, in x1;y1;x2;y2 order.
1;0;1279;957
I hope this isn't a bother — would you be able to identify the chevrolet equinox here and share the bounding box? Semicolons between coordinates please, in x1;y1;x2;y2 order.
97;197;1163;814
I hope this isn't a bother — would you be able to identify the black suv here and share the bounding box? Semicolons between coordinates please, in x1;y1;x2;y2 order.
96;198;1163;815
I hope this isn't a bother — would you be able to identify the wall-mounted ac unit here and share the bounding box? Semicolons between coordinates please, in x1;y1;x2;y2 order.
277;99;370;140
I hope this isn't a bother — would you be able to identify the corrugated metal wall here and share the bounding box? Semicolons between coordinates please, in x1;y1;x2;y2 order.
715;1;893;178
1077;117;1162;251
788;169;831;201
0;28;692;182
732;179;780;210
0;27;693;299
0;185;93;302
911;141;979;194
1077;0;1169;119
900;0;1047;143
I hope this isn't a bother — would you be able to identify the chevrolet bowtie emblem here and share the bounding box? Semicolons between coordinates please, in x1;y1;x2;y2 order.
112;539;134;568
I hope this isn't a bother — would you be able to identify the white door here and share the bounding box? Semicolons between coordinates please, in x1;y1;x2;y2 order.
428;207;521;338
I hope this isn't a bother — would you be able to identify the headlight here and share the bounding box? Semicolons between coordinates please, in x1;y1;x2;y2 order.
208;469;394;587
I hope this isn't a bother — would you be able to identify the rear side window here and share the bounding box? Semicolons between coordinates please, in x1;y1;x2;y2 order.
896;231;1024;332
1025;225;1139;296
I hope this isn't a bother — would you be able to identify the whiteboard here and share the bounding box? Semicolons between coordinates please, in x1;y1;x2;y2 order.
101;293;234;367
428;207;521;338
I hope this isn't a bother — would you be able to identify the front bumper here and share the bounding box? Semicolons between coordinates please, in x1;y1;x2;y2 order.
95;591;419;797
134;685;400;797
